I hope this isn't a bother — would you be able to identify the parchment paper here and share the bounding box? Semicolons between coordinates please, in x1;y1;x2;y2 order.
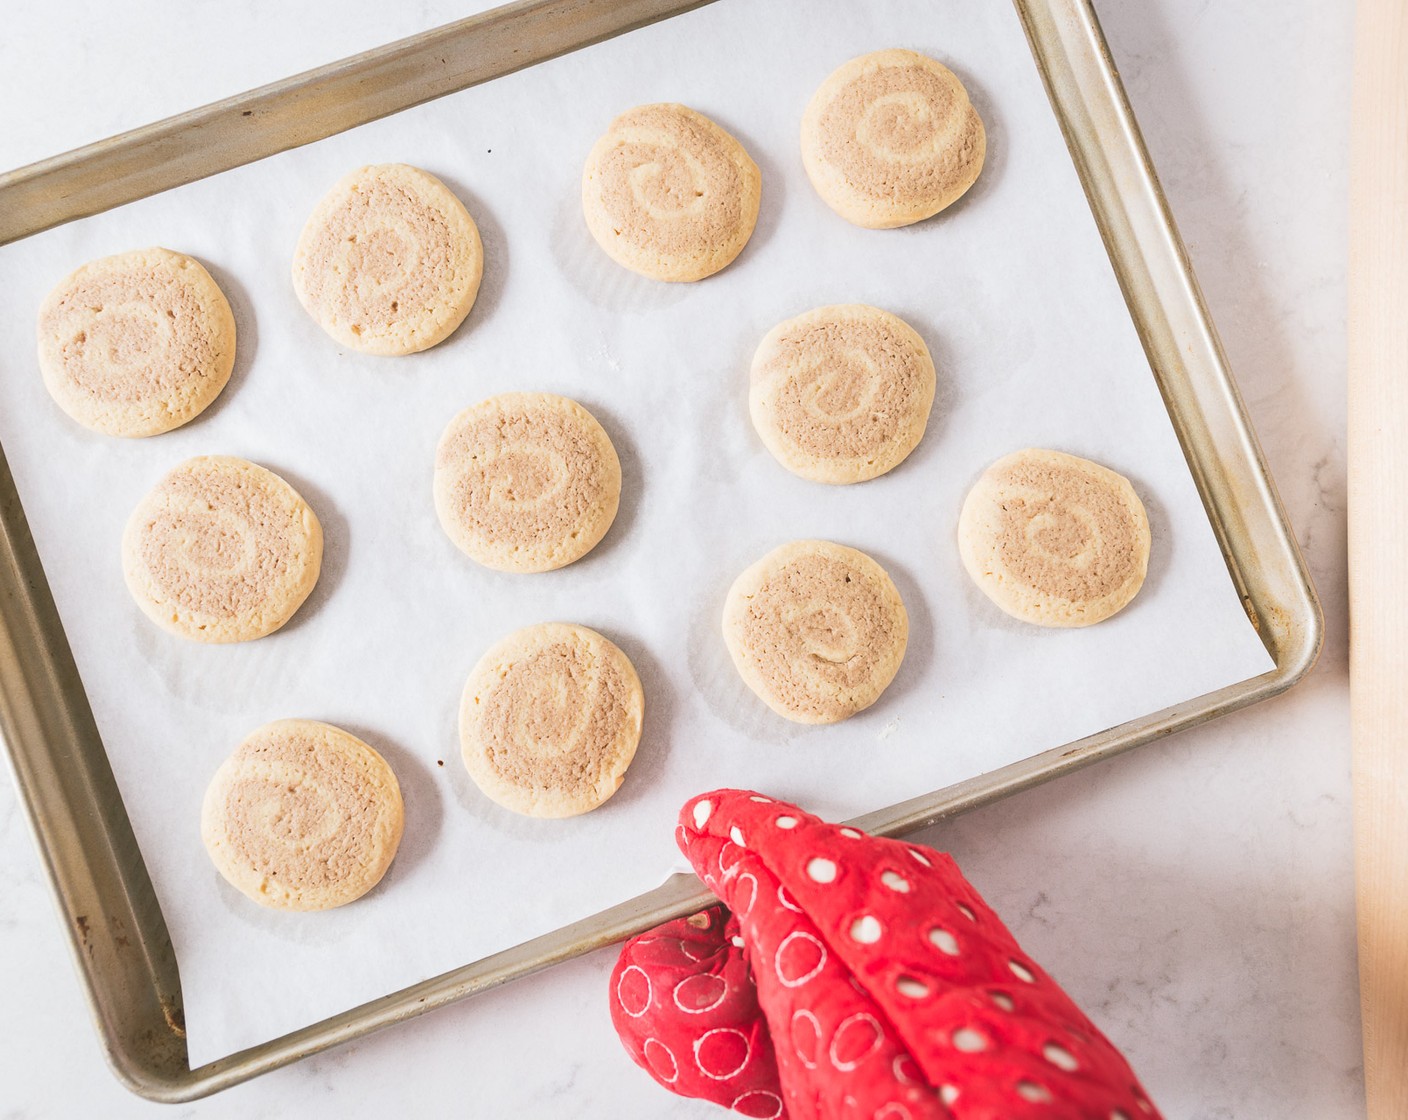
0;0;1273;1064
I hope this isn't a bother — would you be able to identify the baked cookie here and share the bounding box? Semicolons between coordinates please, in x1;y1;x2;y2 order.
801;49;986;229
201;719;404;911
434;392;621;573
459;623;644;818
958;448;1151;627
292;163;483;355
750;304;936;484
582;103;762;282
723;540;909;724
122;455;323;642
37;247;236;438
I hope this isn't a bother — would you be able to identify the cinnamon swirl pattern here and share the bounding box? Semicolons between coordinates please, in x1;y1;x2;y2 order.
292;163;483;355
582;103;762;282
37;247;236;437
434;392;621;573
201;719;404;911
750;304;936;484
122;455;323;643
723;540;909;725
802;49;986;229
958;449;1151;627
460;623;645;818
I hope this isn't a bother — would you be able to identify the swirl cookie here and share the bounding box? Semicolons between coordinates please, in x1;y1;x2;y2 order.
36;247;236;438
292;163;483;355
802;49;986;229
750;304;936;484
582;103;762;282
201;720;404;911
460;623;644;818
723;540;909;724
958;448;1151;627
122;455;323;642
434;392;621;573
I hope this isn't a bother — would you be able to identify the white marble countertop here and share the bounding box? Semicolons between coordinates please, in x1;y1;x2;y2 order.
0;1;1356;1116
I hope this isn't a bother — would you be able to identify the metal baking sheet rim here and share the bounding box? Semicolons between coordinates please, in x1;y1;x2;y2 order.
0;0;1322;1101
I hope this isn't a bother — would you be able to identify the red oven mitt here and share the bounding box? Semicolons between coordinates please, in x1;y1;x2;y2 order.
610;790;1163;1119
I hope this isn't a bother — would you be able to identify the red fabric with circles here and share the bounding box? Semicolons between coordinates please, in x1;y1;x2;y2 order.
610;790;1164;1120
610;905;787;1118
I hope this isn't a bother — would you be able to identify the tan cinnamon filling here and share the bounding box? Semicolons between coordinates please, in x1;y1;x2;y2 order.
136;463;301;621
737;551;904;721
592;105;746;260
437;402;610;552
817;63;982;202
218;729;391;892
41;263;215;405
757;316;929;460
469;640;634;800
991;460;1141;601
299;173;461;337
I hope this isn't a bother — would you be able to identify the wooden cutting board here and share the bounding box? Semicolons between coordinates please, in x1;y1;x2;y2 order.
1349;0;1408;1114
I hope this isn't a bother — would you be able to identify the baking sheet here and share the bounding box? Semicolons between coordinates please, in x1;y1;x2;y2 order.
0;0;1273;1065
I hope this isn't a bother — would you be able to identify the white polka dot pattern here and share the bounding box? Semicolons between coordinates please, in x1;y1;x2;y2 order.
1017;1080;1053;1103
674;796;952;1118
829;1013;883;1072
731;1090;784;1119
674;973;728;1015
644;1037;679;1083
850;915;882;944
1044;1041;1079;1071
660;790;1166;1120
775;931;828;988
695;1028;751;1080
791;1009;822;1070
1009;959;1036;983
880;870;910;893
719;842;744;880
608;903;785;1115
807;857;838;883
892;1054;922;1085
617;965;652;1018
